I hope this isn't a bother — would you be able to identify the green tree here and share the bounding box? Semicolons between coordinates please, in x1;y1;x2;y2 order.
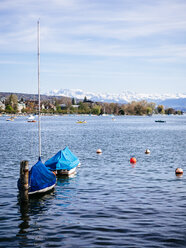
78;102;90;114
70;106;76;114
91;105;101;115
175;110;183;115
119;104;127;115
165;108;175;115
134;103;146;115
6;94;18;112
157;105;165;114
5;105;14;113
56;105;62;113
146;107;153;115
119;109;125;115
83;96;87;102
148;102;156;112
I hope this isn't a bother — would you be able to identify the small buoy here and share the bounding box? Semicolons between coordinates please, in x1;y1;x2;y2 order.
175;168;183;175
130;157;137;164
96;149;102;154
145;149;150;154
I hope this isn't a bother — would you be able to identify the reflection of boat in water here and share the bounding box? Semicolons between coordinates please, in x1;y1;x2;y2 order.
76;120;87;124
17;21;56;196
27;115;36;122
45;147;80;176
17;190;55;238
155;120;166;123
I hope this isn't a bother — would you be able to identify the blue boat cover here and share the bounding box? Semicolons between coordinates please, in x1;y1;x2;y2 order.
18;159;56;193
29;159;56;193
45;147;80;171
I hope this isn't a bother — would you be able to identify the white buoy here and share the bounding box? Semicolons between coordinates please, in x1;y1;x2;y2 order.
145;149;150;154
96;149;102;154
175;168;183;175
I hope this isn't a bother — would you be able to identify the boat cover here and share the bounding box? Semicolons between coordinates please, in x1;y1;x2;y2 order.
18;159;56;193
45;147;80;171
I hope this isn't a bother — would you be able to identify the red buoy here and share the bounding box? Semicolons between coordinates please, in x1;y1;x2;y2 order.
130;157;137;164
175;168;183;175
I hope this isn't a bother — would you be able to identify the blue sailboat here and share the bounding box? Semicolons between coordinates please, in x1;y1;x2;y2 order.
45;147;80;176
18;158;56;195
18;21;56;195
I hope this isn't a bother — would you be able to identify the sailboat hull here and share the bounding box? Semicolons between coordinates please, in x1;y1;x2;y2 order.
45;147;80;177
56;167;77;176
18;159;56;196
28;183;56;195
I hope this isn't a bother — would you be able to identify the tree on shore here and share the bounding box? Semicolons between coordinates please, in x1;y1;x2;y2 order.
5;105;14;113
72;98;76;105
91;105;101;115
157;105;165;114
5;94;18;113
83;96;87;102
165;108;175;115
78;102;91;114
2;93;183;115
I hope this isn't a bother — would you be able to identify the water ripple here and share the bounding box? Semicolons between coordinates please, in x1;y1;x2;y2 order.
0;115;186;247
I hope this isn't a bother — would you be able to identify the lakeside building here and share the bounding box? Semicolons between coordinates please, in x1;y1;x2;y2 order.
72;105;79;109
17;102;26;113
0;101;5;110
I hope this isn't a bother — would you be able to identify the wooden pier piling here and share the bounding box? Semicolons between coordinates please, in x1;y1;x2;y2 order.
19;160;29;200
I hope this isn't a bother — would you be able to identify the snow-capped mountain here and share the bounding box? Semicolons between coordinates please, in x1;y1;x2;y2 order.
47;89;186;109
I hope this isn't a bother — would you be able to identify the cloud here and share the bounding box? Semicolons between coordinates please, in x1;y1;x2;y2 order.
0;0;186;62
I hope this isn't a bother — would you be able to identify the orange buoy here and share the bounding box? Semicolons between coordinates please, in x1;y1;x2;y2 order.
175;168;183;175
96;149;102;154
130;157;137;164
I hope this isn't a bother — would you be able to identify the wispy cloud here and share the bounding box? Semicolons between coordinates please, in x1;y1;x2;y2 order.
1;0;186;56
0;0;186;94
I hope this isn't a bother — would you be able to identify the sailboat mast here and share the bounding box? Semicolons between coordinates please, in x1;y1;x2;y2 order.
37;20;41;159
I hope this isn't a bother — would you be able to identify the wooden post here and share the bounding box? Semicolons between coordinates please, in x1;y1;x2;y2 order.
19;160;29;200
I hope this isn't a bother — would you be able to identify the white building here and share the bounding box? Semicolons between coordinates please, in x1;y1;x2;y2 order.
0;101;5;110
17;102;26;113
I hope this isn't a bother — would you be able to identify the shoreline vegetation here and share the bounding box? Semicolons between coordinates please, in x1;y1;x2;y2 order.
0;93;183;116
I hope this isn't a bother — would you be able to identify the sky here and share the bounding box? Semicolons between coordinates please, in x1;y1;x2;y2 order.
0;0;186;95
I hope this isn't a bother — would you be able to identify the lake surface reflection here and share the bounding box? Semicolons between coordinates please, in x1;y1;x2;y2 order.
0;115;186;247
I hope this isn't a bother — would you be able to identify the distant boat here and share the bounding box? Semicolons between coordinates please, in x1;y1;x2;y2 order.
45;147;80;176
101;106;108;116
18;21;56;195
27;115;36;122
6;116;15;121
155;120;166;123
76;120;87;124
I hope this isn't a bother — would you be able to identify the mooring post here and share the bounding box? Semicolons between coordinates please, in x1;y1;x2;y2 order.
20;160;29;200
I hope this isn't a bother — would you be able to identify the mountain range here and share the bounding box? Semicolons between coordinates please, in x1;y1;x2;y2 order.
47;89;186;110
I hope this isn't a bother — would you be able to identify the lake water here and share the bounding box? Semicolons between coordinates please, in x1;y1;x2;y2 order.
0;115;186;248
